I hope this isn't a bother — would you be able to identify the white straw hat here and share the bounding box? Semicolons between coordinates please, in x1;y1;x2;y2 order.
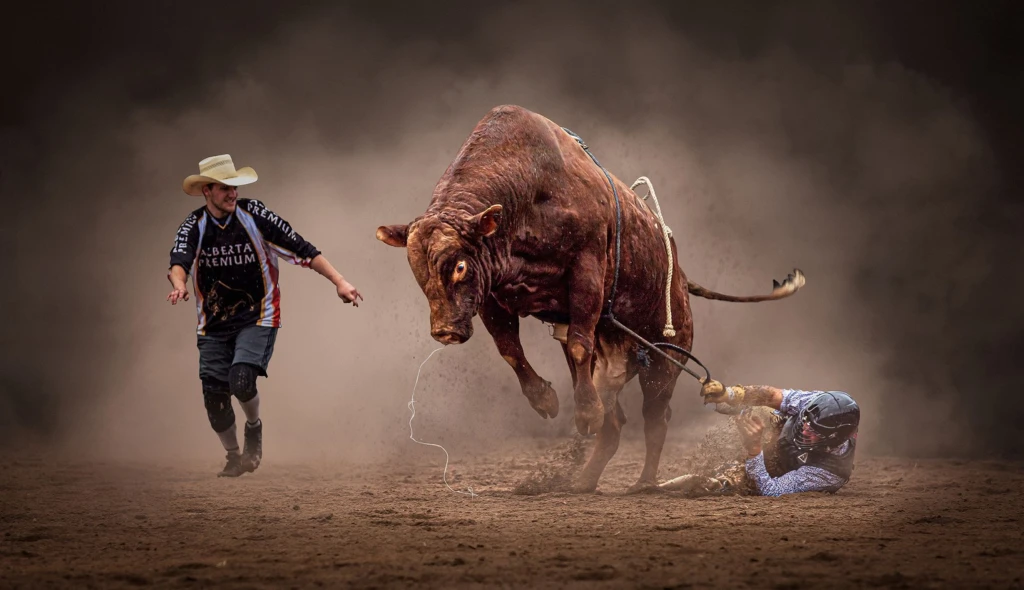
182;154;258;196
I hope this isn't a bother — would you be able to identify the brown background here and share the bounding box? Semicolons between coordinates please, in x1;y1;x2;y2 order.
2;2;1024;588
1;0;1022;467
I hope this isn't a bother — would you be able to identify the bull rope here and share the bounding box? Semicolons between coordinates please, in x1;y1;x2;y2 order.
630;176;676;338
561;127;711;385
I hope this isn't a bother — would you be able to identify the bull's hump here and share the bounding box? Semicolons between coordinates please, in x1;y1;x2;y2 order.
435;106;563;204
486;104;533;119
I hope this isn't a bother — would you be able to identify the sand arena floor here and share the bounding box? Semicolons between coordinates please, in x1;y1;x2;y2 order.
2;436;1022;589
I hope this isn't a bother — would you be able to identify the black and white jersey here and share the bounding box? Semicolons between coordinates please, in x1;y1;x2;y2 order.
169;199;321;334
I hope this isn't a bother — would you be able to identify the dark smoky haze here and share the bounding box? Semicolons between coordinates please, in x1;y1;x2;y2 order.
1;0;1021;466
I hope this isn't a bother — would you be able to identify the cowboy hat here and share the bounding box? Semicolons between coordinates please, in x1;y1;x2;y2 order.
182;154;258;196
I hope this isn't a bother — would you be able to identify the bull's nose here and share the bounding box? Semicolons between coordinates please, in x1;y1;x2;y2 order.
431;329;467;345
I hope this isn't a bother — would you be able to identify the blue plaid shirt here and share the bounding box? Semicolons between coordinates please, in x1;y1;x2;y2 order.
744;389;851;497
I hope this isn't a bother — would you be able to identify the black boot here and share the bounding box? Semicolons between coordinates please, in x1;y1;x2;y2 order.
218;452;247;477
242;420;262;472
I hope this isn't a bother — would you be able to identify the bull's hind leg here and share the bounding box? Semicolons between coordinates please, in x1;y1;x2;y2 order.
572;402;626;493
480;296;559;419
572;334;634;492
629;356;683;494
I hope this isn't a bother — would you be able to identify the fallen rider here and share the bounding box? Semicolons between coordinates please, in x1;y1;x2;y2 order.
658;381;860;497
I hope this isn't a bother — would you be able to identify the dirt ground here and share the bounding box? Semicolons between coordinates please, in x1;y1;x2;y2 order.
2;436;1022;589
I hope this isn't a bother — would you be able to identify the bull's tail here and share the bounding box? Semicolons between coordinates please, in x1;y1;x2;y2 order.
687;269;806;302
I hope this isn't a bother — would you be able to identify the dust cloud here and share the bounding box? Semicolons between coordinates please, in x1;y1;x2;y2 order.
0;1;1017;467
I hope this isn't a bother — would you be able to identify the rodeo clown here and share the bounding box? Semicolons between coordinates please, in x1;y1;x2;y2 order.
659;380;860;497
166;155;362;477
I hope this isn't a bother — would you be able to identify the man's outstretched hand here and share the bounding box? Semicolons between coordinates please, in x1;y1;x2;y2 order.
700;379;726;403
701;379;745;406
336;279;363;307
309;255;363;307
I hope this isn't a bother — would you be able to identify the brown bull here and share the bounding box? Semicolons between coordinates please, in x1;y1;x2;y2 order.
377;105;804;492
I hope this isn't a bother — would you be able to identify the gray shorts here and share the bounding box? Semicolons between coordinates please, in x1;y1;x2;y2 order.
197;325;278;386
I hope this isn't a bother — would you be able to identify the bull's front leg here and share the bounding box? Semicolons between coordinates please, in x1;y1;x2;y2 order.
479;295;559;419
567;252;606;436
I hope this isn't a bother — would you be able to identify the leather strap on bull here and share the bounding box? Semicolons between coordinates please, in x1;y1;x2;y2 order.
561;127;712;385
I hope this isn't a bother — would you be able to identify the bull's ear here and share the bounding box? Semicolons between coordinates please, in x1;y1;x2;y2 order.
376;224;409;248
473;204;503;238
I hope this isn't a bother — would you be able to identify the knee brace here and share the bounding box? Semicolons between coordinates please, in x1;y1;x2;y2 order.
229;363;259;402
202;381;235;433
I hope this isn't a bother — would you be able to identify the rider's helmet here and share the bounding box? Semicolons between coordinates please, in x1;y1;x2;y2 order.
790;391;860;451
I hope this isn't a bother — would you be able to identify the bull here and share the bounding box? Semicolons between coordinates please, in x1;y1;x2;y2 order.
377;105;804;492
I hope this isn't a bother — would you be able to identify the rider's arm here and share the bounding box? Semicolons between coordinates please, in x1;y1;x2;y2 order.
745;452;846;496
736;385;784;410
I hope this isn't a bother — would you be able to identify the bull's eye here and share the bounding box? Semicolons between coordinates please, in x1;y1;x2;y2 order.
452;260;468;283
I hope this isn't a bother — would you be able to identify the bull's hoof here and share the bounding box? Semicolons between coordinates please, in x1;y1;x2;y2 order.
526;381;559;419
570;474;600;494
625;479;660;495
574;402;605;436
